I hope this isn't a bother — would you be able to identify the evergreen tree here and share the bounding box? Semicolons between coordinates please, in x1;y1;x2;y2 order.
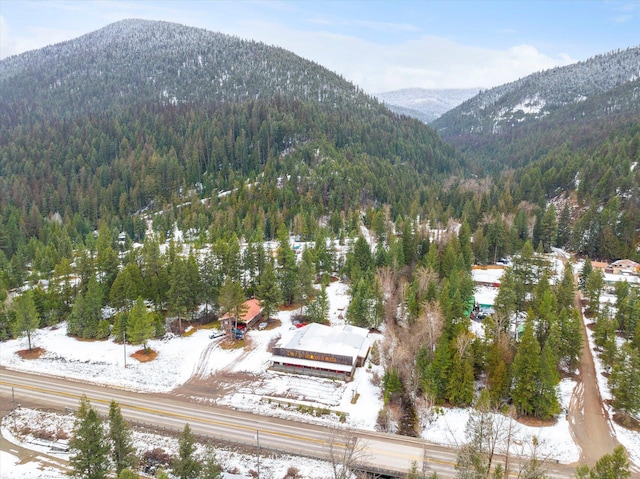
141;237;169;310
472;226;489;266
110;262;143;311
351;235;374;278
540;204;557;253
295;250;316;306
242;239;260;293
218;276;247;332
511;240;536;312
535;342;560;419
555;263;575;311
53;256;75;309
609;345;640;420
511;317;541;417
382;367;403;404
458;220;474;271
69;275;103;339
96;225;120;298
424;241;440;273
533;277;554;346
201;447;223;479
199;248;224;314
256;261;282;320
108;400;137;475
127;297;155;352
172;423;201;479
556;203;571;248
486;340;511;406
168;257;195;331
558;309;582;372
579;258;593;291
346;277;383;329
69;396;110;479
402;218;417;267
346;278;371;328
494;267;517;319
11;290;40;350
305;285;329;324
314;228;335;276
584;268;604;316
447;348;474;407
575;445;631;479
455;391;495;479
423;336;453;402
277;230;298;305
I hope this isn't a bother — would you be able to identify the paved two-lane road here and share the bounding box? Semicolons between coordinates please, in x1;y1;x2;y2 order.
0;368;577;478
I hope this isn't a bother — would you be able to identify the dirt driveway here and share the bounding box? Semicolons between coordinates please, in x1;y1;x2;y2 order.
567;289;619;466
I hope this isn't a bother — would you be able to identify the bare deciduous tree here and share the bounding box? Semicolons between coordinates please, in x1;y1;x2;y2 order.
326;428;370;479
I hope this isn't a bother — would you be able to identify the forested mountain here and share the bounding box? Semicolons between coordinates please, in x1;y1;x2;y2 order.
432;46;640;170
0;19;460;289
0;19;367;126
376;88;479;123
433;46;640;138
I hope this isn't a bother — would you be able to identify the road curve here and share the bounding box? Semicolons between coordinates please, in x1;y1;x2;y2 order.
0;368;577;478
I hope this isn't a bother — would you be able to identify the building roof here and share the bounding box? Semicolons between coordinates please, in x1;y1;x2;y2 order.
474;286;499;307
603;272;640;285
472;267;504;285
274;323;370;364
221;298;262;322
611;259;640;269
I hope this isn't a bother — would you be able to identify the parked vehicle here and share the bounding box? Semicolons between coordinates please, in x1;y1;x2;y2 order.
231;327;244;339
209;330;226;339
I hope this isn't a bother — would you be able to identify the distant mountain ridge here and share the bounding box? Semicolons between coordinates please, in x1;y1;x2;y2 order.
432;46;640;139
375;88;479;123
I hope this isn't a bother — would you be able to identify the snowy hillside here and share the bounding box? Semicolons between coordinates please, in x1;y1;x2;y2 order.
432;46;640;137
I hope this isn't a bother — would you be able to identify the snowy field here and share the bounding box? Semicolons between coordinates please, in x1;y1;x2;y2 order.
2;268;639;477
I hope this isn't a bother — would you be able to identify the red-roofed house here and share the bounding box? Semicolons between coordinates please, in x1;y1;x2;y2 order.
220;298;263;330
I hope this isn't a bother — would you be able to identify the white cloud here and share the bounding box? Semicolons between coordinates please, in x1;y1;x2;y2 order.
0;15;85;59
230;22;574;92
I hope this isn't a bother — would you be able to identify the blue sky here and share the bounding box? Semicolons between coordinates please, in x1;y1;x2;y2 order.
1;0;639;92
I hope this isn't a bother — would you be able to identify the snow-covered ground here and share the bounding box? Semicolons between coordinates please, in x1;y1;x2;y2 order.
2;266;637;477
0;407;334;479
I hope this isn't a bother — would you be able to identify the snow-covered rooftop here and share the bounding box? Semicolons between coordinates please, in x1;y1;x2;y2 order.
472;266;504;284
274;323;370;363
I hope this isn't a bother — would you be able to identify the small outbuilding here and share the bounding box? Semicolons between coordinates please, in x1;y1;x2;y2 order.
271;323;371;381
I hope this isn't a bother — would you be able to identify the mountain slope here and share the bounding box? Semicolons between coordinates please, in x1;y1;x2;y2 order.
0;19;461;258
431;46;640;169
0;19;365;126
433;47;640;136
